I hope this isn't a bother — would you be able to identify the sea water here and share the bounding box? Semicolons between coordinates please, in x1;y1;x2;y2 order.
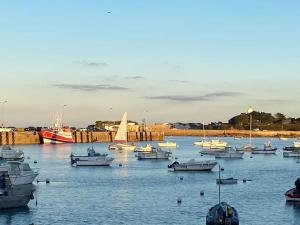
0;137;299;225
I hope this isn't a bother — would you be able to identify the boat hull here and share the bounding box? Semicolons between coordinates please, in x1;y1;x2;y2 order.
137;151;172;160
215;152;244;159
252;149;277;154
9;172;38;186
285;188;300;202
0;184;35;209
40;130;74;144
283;152;300;157
71;155;113;166
108;144;136;151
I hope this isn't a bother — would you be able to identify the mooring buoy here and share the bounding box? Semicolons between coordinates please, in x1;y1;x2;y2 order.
200;191;204;196
177;197;182;204
46;178;50;184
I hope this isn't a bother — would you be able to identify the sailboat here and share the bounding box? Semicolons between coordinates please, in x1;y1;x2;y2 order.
206;165;239;225
194;123;227;148
235;106;257;152
108;112;136;151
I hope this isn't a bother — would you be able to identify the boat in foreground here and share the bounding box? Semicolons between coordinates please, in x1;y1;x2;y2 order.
0;161;39;185
71;147;114;166
137;149;172;160
157;141;177;148
168;159;217;171
285;178;300;202
0;184;36;209
206;202;239;225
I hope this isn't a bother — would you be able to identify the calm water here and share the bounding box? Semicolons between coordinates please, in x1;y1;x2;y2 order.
0;137;300;225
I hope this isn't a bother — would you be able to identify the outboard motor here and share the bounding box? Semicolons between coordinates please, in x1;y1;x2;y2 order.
168;161;179;168
295;178;300;191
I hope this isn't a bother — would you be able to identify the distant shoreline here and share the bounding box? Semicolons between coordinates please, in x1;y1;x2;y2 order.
163;129;300;138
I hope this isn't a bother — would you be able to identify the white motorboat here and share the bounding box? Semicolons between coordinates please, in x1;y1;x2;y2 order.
157;141;177;148
108;112;136;151
216;177;238;185
135;144;154;152
0;145;24;161
279;137;288;141
235;144;258;152
137;149;172;160
168;159;217;171
71;147;114;166
215;147;244;159
0;161;39;186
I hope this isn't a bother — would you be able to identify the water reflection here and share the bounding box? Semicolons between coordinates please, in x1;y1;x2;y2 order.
0;207;32;225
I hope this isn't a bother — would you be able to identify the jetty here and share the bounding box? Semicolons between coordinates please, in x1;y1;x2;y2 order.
0;131;164;145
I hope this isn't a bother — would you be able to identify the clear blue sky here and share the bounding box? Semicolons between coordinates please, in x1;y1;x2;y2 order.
1;0;300;127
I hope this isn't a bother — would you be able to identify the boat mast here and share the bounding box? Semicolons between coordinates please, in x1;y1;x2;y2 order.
218;164;221;204
203;122;206;140
247;106;253;147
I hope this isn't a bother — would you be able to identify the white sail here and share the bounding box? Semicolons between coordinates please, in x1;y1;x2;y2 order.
114;112;128;142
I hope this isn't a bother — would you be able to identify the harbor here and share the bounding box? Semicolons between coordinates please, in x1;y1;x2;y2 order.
0;136;299;224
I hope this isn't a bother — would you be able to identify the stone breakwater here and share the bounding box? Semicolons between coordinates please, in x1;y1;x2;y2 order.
164;129;300;137
0;131;164;145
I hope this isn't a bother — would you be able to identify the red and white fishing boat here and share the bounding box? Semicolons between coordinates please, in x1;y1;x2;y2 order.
39;113;74;144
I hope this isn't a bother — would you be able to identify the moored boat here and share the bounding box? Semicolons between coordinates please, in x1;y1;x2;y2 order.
252;143;277;154
206;202;239;225
215;147;244;159
71;147;114;166
135;144;154;152
157;141;177;148
137;149;172;160
200;148;227;155
0;161;39;186
216;178;238;185
194;139;227;148
108;112;136;151
283;150;300;158
0;145;24;161
285;178;300;202
168;159;217;171
0;184;36;209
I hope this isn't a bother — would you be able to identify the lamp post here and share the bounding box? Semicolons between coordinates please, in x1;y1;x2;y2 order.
0;100;8;128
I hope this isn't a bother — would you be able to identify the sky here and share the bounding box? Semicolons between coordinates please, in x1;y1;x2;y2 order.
0;0;300;127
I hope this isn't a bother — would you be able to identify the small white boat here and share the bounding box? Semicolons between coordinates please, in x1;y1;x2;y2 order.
194;139;227;148
216;177;238;185
235;144;258;152
0;145;24;161
135;144;153;152
279;137;288;141
137;149;172;160
293;141;300;148
252;142;277;154
285;178;300;202
157;141;177;148
71;147;114;166
168;159;217;171
0;161;39;186
108;112;136;151
215;147;244;159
